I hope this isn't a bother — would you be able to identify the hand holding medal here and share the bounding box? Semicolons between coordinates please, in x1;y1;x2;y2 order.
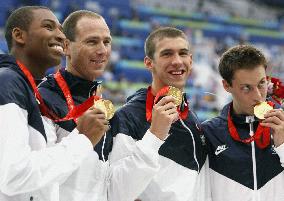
146;86;189;122
259;102;284;147
146;85;189;140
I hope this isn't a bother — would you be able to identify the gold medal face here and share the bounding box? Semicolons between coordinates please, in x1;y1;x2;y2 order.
167;86;183;106
94;99;115;120
254;102;273;119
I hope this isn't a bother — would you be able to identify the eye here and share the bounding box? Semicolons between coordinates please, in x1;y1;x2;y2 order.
241;85;251;93
87;40;98;45
180;51;189;56
104;39;111;44
161;51;172;57
44;24;53;31
104;40;111;46
258;80;267;89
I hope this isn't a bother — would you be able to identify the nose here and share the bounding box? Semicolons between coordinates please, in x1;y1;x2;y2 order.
96;42;108;55
54;28;66;43
171;54;183;66
253;87;263;102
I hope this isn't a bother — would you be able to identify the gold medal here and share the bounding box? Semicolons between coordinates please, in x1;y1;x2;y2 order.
167;86;183;106
94;99;115;120
254;102;273;119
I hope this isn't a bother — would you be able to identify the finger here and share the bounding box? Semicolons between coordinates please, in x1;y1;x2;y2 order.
153;102;175;114
165;107;179;116
260;122;278;130
169;112;179;123
160;102;176;112
95;118;109;125
90;113;107;120
88;106;95;110
92;108;106;114
155;96;176;106
264;109;284;121
262;116;282;125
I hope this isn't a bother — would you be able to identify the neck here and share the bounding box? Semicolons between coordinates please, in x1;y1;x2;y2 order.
150;84;160;96
232;102;252;116
66;66;80;78
66;64;94;81
12;51;46;79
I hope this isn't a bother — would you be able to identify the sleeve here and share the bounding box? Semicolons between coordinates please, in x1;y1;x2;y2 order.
107;129;164;201
0;102;93;196
56;151;109;201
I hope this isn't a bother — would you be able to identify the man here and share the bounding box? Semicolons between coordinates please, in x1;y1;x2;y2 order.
202;45;284;201
0;6;108;201
110;27;209;201
39;10;176;201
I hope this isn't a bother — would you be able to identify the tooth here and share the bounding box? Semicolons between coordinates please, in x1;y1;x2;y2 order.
54;46;63;52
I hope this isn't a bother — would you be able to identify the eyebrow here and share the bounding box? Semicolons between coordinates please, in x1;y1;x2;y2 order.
160;48;189;54
239;78;266;86
42;19;63;31
84;36;112;41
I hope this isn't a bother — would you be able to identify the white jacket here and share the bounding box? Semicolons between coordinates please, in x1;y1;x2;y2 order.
0;104;93;201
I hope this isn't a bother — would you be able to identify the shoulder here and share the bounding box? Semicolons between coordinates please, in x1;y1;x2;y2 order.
201;116;226;137
0;68;30;108
113;97;146;126
202;116;223;128
0;67;24;85
110;98;148;140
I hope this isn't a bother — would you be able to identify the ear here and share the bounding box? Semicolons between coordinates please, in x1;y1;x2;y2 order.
222;79;231;93
189;53;193;65
64;39;71;57
11;27;26;46
188;53;193;71
144;56;153;72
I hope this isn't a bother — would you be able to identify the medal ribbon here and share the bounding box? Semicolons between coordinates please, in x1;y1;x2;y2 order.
17;60;59;120
16;60;99;123
227;102;273;149
53;70;100;123
146;86;189;122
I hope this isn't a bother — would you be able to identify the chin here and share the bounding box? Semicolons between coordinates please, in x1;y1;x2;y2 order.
171;83;185;90
93;72;104;78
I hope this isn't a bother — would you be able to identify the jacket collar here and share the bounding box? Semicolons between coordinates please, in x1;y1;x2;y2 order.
58;69;100;98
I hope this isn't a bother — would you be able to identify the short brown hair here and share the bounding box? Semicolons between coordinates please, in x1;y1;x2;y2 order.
144;27;188;59
63;10;102;41
219;45;267;85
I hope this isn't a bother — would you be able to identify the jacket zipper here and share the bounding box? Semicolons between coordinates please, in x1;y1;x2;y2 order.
248;119;259;201
180;119;200;173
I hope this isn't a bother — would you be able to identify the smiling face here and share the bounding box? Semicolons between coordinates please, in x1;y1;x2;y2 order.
66;16;111;81
24;9;65;68
144;36;192;94
223;65;268;115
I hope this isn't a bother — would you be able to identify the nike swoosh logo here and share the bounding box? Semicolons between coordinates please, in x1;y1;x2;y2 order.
215;145;228;155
